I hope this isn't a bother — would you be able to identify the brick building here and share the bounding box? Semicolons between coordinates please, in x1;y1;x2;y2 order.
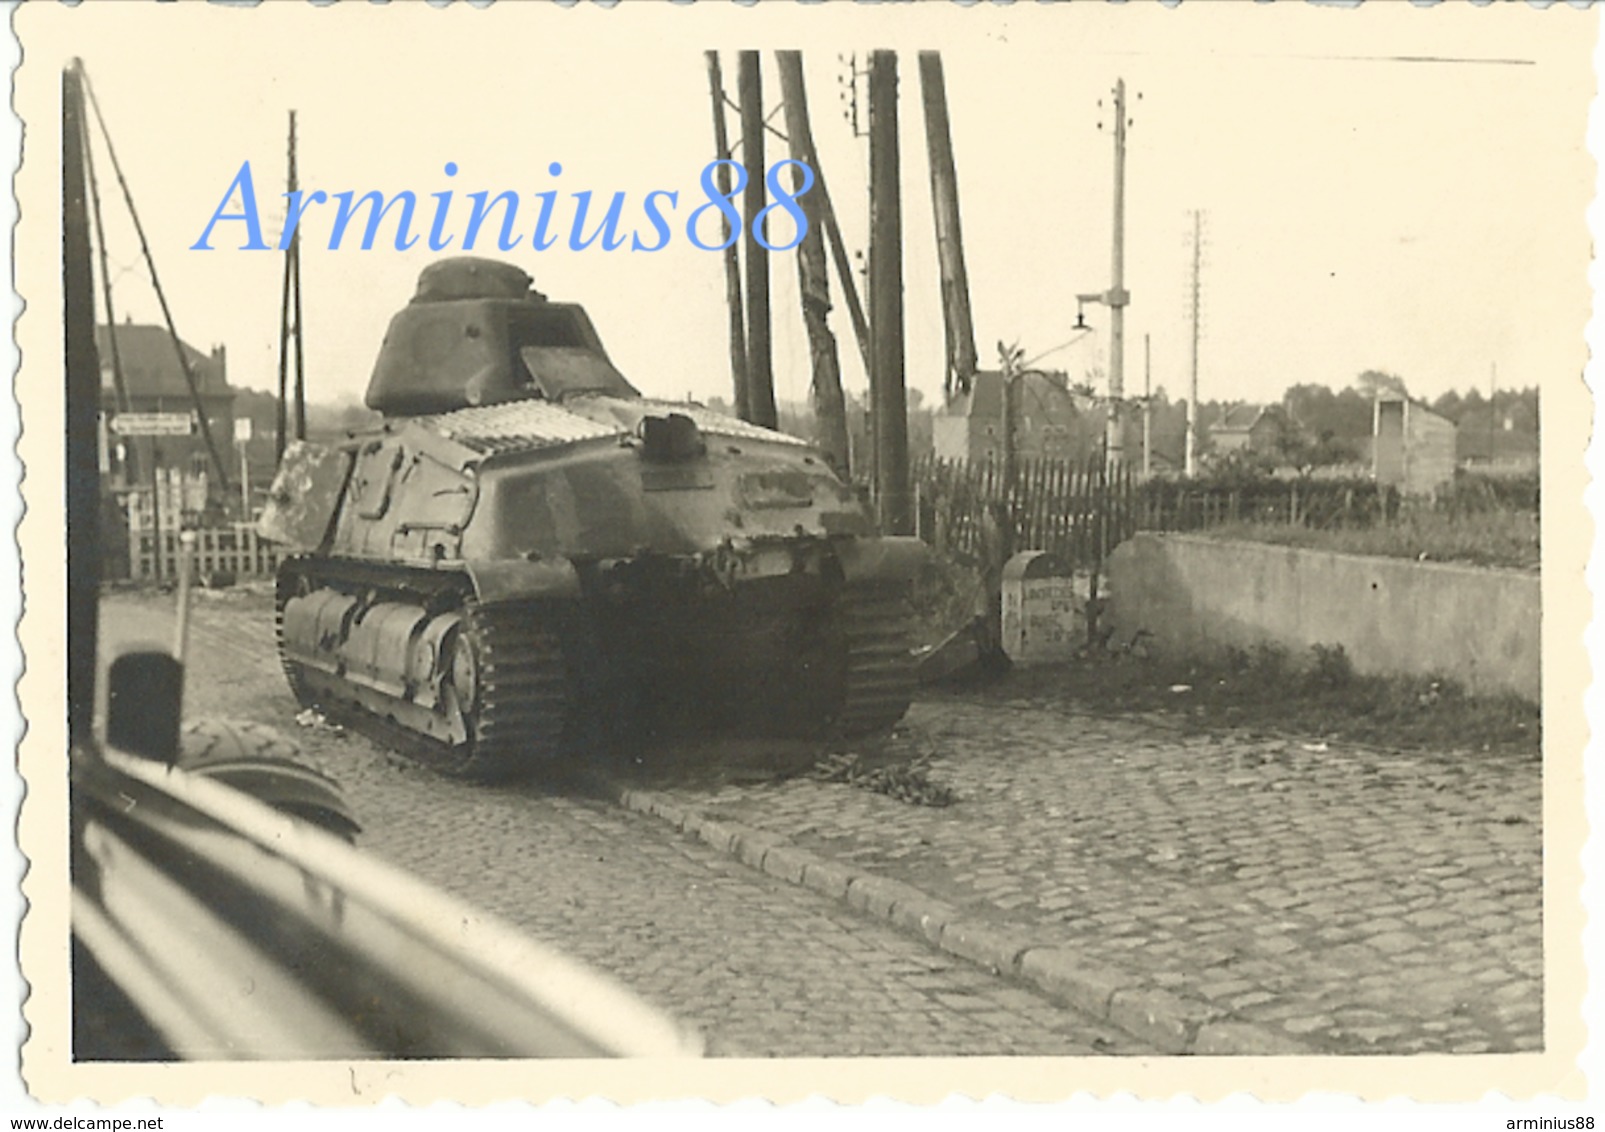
97;321;236;522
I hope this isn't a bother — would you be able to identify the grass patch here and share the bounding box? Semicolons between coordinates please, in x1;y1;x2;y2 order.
1197;509;1539;570
945;642;1539;759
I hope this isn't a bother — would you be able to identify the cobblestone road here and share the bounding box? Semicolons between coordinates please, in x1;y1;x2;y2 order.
638;695;1543;1055
98;588;1147;1058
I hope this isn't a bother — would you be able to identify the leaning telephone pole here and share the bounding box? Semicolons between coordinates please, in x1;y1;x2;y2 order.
776;51;851;478
705;52;750;420
918;51;978;402
83;65;231;496
738;52;777;430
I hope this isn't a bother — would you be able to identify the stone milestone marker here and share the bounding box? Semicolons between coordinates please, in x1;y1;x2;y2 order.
1000;551;1080;665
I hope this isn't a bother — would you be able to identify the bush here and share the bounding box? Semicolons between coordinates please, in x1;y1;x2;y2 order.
1196;509;1538;571
1439;471;1539;517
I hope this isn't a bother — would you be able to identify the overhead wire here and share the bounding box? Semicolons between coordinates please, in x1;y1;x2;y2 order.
78;60;232;494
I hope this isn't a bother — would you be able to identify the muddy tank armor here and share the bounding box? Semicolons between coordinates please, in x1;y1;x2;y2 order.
259;257;924;778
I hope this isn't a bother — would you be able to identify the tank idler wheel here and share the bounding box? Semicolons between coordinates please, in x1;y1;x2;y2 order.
439;628;479;751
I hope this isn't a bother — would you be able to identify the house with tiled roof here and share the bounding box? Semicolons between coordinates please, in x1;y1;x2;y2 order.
1208;403;1295;456
96;320;236;511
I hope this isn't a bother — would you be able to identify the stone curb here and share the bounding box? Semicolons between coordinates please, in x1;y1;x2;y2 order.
609;780;1312;1057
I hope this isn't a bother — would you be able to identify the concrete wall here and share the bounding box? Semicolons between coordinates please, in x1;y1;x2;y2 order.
1106;533;1539;701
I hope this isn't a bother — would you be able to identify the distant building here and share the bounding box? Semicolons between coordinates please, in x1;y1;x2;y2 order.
1144;447;1184;477
934;369;1105;465
1373;396;1457;497
1456;419;1539;474
97;321;236;517
1208;403;1295;456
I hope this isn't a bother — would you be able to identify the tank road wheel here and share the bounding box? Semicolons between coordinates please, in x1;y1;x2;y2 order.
835;581;917;740
274;557;571;781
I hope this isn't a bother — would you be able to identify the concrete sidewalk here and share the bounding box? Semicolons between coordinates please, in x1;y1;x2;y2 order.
612;695;1542;1055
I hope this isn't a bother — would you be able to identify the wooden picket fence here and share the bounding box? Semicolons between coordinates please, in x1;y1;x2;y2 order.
913;453;1136;572
129;522;284;583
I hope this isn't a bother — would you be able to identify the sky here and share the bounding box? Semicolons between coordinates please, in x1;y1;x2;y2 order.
19;2;1597;414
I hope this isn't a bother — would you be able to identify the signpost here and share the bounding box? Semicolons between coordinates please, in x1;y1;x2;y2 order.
110;412;193;437
148;440;164;582
108;412;193;579
234;417;253;518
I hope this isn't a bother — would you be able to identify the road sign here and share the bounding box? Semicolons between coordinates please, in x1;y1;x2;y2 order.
234;417;253;442
110;412;194;437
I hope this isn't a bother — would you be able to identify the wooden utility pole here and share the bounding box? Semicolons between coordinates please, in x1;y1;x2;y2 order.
277;110;307;464
1077;80;1134;467
276;243;290;460
292;181;306;445
1106;78;1130;466
776;51;850;477
918;51;978;402
64;62;100;745
1186;209;1203;477
868;50;912;536
706;53;750;420
737;52;777;429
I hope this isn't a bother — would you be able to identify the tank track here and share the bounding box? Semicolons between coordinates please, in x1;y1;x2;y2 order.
274;564;312;707
456;598;568;779
835;581;917;740
275;557;914;775
275;556;568;780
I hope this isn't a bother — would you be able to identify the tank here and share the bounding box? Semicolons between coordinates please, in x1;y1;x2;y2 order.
258;257;924;778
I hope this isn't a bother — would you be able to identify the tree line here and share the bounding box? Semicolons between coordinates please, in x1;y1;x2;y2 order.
240;368;1538;478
